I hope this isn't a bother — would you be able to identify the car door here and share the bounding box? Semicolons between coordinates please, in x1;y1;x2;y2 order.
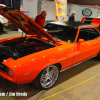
73;27;100;65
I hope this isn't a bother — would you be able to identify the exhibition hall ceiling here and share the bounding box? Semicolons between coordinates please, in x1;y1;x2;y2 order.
68;0;100;6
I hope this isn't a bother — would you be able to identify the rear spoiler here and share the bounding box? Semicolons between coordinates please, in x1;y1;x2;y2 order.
81;17;100;27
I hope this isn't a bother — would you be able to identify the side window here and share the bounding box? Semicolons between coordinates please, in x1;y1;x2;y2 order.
88;29;99;40
77;28;99;41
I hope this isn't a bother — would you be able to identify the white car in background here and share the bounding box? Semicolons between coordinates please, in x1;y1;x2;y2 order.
0;4;9;32
0;15;8;24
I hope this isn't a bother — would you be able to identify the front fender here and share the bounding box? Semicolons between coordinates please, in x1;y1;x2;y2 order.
2;43;74;84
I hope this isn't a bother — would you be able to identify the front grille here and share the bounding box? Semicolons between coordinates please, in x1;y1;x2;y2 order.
0;63;7;73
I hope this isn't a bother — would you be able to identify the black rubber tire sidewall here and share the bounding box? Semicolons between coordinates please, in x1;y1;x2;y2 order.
34;64;60;90
0;23;3;32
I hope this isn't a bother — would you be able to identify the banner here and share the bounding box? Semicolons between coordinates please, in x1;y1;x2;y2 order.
55;0;66;21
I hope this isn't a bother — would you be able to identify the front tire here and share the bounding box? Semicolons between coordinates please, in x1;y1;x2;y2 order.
0;23;3;32
33;64;60;90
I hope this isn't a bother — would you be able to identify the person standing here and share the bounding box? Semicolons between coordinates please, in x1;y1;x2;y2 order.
68;11;76;22
35;11;47;27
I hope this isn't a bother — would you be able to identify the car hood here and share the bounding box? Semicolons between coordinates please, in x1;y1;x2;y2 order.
0;6;59;45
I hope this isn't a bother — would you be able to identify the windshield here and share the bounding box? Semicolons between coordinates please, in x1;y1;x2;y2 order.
45;24;78;43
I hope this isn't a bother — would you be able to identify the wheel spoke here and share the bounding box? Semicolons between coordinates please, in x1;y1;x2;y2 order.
41;74;46;79
46;66;50;73
49;70;54;77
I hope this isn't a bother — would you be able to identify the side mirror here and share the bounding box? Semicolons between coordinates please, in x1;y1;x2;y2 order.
79;39;84;43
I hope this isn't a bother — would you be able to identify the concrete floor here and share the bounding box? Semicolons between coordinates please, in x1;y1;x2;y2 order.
0;29;100;100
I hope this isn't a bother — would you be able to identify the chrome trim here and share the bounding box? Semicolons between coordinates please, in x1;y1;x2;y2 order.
24;73;30;75
60;55;97;72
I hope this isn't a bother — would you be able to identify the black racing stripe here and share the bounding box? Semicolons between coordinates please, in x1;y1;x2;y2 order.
84;18;93;24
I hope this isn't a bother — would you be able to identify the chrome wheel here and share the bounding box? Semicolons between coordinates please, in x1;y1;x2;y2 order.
40;65;59;88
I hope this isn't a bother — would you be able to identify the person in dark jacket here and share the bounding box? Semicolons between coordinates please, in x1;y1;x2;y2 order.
69;11;76;22
35;11;47;27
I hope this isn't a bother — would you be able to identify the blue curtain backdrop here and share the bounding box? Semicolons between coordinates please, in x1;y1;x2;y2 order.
12;0;20;10
0;0;20;10
0;0;4;4
4;0;11;8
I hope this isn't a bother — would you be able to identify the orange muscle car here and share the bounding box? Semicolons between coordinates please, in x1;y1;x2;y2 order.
0;6;100;89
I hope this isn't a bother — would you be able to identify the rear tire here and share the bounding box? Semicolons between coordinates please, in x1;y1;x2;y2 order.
33;64;60;90
0;23;3;32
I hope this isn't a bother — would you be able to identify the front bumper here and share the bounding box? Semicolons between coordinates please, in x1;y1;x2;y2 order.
0;71;16;83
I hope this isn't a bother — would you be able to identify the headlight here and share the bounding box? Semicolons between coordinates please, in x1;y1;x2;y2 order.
7;68;14;76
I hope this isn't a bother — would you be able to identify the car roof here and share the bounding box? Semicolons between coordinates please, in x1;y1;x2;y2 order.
48;22;98;29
